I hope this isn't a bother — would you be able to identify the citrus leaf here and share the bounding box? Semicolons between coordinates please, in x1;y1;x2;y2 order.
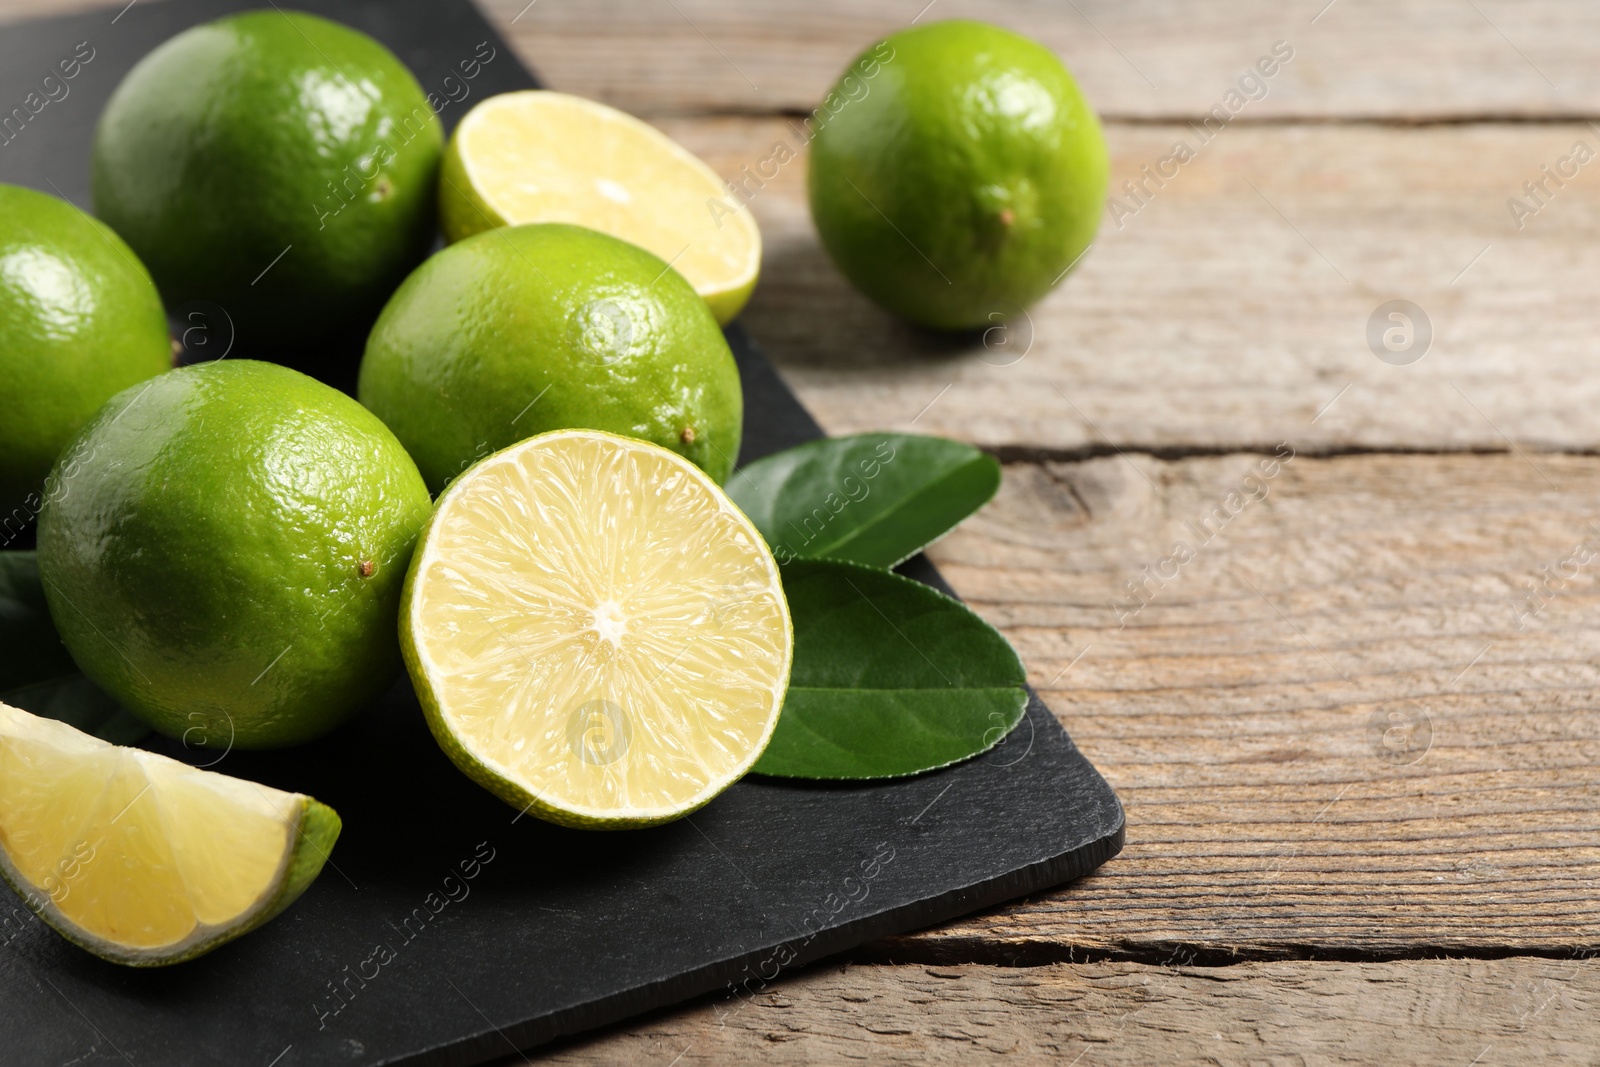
752;559;1027;779
728;433;1001;568
0;551;77;691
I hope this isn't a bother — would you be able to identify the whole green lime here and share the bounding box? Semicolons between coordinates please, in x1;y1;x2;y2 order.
808;20;1107;330
0;184;170;515
358;223;743;493
91;11;442;353
37;360;432;749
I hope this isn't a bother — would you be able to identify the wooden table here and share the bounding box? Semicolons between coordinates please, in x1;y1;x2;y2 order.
6;1;1598;1062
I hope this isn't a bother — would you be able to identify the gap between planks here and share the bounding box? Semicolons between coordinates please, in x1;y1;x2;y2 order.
987;444;1600;464
854;933;1600;969
525;956;1600;1066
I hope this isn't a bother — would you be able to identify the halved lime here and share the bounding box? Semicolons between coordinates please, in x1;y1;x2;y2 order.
439;90;761;324
0;702;341;966
401;429;792;829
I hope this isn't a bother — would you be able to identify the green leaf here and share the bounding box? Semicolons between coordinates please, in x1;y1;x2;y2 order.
752;559;1028;779
0;551;78;691
728;433;1001;569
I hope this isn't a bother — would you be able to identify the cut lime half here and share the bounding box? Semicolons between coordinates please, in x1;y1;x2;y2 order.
439;90;762;324
402;429;792;829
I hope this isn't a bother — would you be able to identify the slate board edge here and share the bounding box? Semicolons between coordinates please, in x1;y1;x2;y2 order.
402;757;1125;1065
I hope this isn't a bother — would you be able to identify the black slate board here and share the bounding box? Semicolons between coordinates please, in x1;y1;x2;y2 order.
0;1;1126;1063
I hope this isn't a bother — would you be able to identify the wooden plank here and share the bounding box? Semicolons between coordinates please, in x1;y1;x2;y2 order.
6;0;1599;122
869;450;1600;958
528;957;1600;1064
0;0;107;21
481;0;1600;122
657;115;1600;454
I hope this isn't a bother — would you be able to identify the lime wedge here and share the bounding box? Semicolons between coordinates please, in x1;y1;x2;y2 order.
0;701;341;966
439;90;761;325
402;429;792;829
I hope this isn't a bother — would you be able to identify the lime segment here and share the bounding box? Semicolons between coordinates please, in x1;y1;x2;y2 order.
0;701;341;966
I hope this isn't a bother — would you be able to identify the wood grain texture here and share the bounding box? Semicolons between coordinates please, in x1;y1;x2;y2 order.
6;0;1598;122
481;0;1600;123
658;115;1600;455
3;0;1596;1060
0;0;112;21
882;451;1600;958
527;957;1600;1065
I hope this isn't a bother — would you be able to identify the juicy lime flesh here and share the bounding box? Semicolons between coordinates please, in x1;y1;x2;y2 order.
0;183;170;511
808;19;1107;330
359;223;743;493
91;11;442;349
0;702;333;963
440;91;760;324
405;431;792;827
37;360;431;749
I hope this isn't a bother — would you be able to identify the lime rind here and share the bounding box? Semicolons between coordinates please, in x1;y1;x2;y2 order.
808;21;1107;330
36;359;432;751
0;183;171;509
